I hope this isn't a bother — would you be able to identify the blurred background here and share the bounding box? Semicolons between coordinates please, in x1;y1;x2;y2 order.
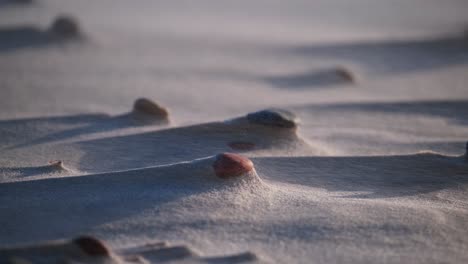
1;0;468;156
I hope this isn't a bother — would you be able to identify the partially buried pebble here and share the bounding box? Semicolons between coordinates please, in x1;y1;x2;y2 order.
48;160;66;170
72;236;110;257
247;108;299;128
133;97;169;120
212;153;254;179
334;66;355;83
48;15;82;38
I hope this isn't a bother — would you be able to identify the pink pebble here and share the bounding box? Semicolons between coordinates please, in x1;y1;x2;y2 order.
213;153;254;179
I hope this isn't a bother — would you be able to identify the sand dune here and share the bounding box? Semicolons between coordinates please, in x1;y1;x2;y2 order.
1;151;467;263
1;0;468;263
0;153;263;245
289;35;468;75
75;109;318;172
4;98;169;150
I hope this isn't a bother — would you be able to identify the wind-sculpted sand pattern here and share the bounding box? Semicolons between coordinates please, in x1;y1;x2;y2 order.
0;152;268;262
4;98;170;150
1;1;468;261
1;142;468;263
74;108;322;172
0;107;320;182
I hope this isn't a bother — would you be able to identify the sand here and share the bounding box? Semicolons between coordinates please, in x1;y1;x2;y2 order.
1;0;468;263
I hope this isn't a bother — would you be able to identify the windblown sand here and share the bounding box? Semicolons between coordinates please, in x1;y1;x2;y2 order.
1;0;468;263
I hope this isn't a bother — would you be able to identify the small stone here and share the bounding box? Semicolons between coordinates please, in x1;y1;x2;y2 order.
228;141;256;151
212;153;254;179
247;108;298;128
47;160;64;171
73;236;110;257
49;15;81;38
335;67;355;82
48;160;63;167
133;98;169;119
47;160;69;172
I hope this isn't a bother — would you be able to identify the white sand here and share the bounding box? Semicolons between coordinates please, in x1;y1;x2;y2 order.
1;0;468;263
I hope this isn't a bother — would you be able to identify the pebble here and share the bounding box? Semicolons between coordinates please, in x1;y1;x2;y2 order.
48;160;65;169
335;67;355;83
133;98;169;119
49;15;81;38
247;108;298;128
72;236;110;257
212;153;254;179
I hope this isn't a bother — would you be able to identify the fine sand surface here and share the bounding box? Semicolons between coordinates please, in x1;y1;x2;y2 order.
1;0;468;263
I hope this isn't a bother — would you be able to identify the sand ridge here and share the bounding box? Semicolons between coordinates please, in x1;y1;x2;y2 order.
1;0;468;262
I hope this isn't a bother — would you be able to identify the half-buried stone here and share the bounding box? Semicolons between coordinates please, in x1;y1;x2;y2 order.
213;153;254;179
334;66;355;83
246;108;299;129
72;236;110;257
130;97;170;124
48;15;82;38
220;108;313;154
47;160;69;173
133;98;169;118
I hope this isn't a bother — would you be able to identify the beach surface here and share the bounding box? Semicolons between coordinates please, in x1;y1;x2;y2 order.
1;0;468;263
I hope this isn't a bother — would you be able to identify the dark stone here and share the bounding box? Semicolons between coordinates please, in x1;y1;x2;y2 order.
73;236;110;257
49;15;81;38
133;98;169;119
247;108;298;128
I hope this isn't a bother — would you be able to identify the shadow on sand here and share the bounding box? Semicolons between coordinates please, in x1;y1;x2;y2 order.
0;162;68;179
0;26;55;52
0;163;222;246
4;113;168;150
0;0;34;8
289;35;468;75
295;99;468;126
74;120;306;172
253;153;468;199
263;67;354;89
0;23;81;53
0;114;105;148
